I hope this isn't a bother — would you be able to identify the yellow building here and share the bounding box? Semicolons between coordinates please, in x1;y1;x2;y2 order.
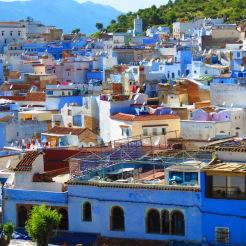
110;113;180;145
18;111;52;122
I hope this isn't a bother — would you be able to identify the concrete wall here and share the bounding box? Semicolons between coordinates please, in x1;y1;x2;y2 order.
211;83;246;108
181;120;232;140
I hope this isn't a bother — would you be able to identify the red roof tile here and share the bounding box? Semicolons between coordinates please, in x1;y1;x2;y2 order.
14;151;41;172
25;92;46;102
46;126;88;136
111;113;179;121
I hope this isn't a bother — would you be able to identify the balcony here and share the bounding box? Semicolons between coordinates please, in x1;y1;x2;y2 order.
211;186;246;200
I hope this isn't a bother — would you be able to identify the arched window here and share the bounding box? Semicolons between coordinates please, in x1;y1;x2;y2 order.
161;210;170;234
171;210;185;236
18;206;28;227
58;208;68;230
146;209;160;234
83;202;92;222
110;206;125;231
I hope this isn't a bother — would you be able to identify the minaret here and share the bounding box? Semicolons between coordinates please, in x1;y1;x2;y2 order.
133;15;143;36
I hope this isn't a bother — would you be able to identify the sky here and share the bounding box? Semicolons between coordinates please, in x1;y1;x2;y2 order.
77;0;168;12
0;0;168;12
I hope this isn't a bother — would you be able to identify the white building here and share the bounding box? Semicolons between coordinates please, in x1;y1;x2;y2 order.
0;22;27;52
99;97;134;144
173;18;224;39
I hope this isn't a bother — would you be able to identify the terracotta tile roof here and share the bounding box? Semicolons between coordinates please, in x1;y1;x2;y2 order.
0;96;26;101
0;115;14;123
46;126;89;136
0;92;45;102
0;22;19;25
25;92;46;102
14;151;41;172
1;83;32;91
111;113;179;121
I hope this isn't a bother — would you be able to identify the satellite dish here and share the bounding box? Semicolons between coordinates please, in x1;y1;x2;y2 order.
6;159;11;169
154;136;160;146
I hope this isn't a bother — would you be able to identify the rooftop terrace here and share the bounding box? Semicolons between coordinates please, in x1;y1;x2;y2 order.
68;138;212;189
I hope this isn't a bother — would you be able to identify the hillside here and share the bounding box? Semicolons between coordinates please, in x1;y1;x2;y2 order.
0;0;122;34
106;0;246;33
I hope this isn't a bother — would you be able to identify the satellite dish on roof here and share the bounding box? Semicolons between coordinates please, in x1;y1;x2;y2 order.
6;159;11;169
154;136;160;146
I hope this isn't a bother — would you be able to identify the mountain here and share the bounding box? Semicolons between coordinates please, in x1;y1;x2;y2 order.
0;0;122;34
106;0;246;33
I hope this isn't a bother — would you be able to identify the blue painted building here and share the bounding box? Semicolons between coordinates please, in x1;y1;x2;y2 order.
5;141;246;245
0;59;4;84
200;160;246;245
68;182;202;242
23;42;63;60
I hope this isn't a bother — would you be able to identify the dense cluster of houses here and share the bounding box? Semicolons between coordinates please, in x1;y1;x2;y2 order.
0;16;245;245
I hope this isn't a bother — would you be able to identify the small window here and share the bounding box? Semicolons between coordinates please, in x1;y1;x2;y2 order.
215;227;229;243
162;128;166;135
171;210;185;236
152;128;158;136
143;128;148;136
146;209;160;234
110;206;125;231
83;202;92;222
122;128;130;137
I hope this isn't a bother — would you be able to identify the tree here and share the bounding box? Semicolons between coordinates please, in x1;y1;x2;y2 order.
71;28;80;34
26;205;62;246
0;222;14;246
95;22;104;31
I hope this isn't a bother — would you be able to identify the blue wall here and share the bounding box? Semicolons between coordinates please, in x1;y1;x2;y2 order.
0;123;6;148
3;188;68;226
58;96;83;109
200;173;246;245
86;71;103;81
0;61;4;84
68;184;202;242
